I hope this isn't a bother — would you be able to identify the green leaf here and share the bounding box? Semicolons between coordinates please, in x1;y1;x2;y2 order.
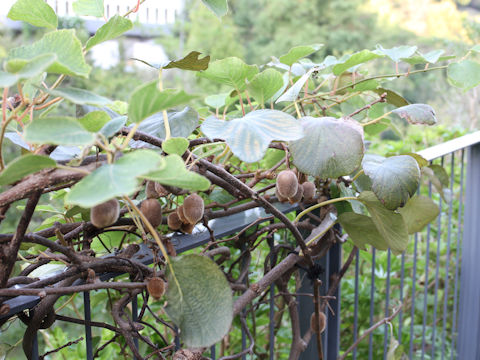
333;50;384;76
128;81;197;123
0;54;56;88
246;69;283;105
358;191;409;253
164;51;210;71
99;116;127;138
165;254;233;347
392;104;437;125
201;110;304;163
24;117;96;146
338;212;388;250
404;152;428;168
143;154;210;191
290;117;364;178
398;195;439;234
422;164;450;202
85;15;132;50
375;44;417;62
204;93;236;109
276;68;315;103
44;87;111;106
7;0;57;29
372;88;409;107
197;57;258;91
0;155;56;186
201;0;228;17
363;155;421;210
402;50;445;65
471;45;480;53
162;137;189;155
7;30;91;78
78;110;110;132
65;150;165;207
447;60;480;91
279;44;323;67
72;0;104;17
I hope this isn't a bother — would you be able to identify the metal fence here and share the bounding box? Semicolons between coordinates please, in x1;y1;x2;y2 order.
1;131;480;359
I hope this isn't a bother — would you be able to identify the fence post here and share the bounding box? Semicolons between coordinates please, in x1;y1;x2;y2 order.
457;143;480;359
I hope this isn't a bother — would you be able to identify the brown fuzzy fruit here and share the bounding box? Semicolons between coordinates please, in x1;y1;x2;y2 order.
183;194;205;225
146;277;165;300
140;199;162;228
276;170;298;199
288;184;304;204
302;181;316;201
154;183;170;197
310;312;326;334
176;205;188;223
275;187;288;203
90;199;120;228
167;211;183;230
180;222;195;234
145;181;159;199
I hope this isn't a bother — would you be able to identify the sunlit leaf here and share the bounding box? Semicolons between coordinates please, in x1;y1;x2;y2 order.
398;195;439;234
332;50;384;76
279;44;323;67
447;60;480;91
392;104;436;125
72;0;104;17
78;110;110;132
275;68;314;103
375;44;417;62
402;49;445;65
7;0;57;29
24;117;96;146
338;212;388;250
197;57;258;91
0;54;56;88
246;68;283;105
0;155;56;186
162;137;189;155
85;15;132;50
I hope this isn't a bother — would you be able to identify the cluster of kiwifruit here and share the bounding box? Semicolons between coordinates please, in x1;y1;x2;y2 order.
167;193;205;234
275;169;316;204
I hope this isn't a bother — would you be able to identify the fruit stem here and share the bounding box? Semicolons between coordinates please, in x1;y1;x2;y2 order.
294;196;358;223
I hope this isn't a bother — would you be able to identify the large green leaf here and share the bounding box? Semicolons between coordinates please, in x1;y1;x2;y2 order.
165;254;233;347
65;150;164;207
164;51;210;71
279;44;323;67
375;45;417;62
290;117;364;178
392;104;437;125
78;110;110;132
332;50;384;76
246;69;283;105
72;0;104;17
338;212;388;250
44;87;111;106
128;81;197;123
0;155;56;186
7;30;91;78
398;195;439;234
162;137;189;155
197;57;258;91
0;54;56;88
402;50;445;65
7;0;58;29
201;0;228;17
422;164;451;202
143;154;210;191
362;155;420;210
201;110;304;163
24;117;96;146
447;60;480;91
358;191;409;253
85;15;132;50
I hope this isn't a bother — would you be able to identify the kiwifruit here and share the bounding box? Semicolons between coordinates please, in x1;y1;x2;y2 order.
176;205;188;223
275;187;288;203
182;194;205;225
154;183;170;197
140;198;162;228
302;181;316;201
146;277;165;300
288;184;304;204
145;181;159;199
310;312;326;334
276;170;298;198
180;222;195;234
90;199;120;228
167;211;182;230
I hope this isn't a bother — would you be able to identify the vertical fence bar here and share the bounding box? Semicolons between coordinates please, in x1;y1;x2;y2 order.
457;143;480;359
368;248;376;360
298;266;317;360
421;183;433;359
409;233;418;358
132;295;139;349
210;345;216;360
398;252;405;343
352;248;359;360
268;236;276;360
383;250;391;360
84;291;93;360
326;242;341;359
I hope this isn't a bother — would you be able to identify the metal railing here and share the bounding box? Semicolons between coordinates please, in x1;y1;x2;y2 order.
1;131;480;359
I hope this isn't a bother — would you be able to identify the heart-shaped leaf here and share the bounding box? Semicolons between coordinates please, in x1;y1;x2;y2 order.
24;117;96;146
197;57;258;91
162;137;189;155
246;69;283;105
143;154;210;191
447;60;480;91
7;0;58;29
290;117;364;178
392;104;437;125
398;195;439;234
279;44;323;67
78;110;110;132
0;54;56;88
85;15;132;50
333;50;384;76
338;212;388;250
45;87;111;107
375;45;417;62
0;155;56;186
72;0;104;17
165;254;233;348
164;51;210;71
201;0;228;17
362;155;420;210
201;110;304;163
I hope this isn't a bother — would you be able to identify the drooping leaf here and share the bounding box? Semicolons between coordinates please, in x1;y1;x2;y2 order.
362;155;421;210
44;87;111;107
197;57;258;91
201;110;304;163
332;50;384;76
24;117;96;146
7;0;57;29
0;54;56;88
85;15;132;50
279;44;323;67
358;191;409;253
246;69;283;105
99;116;127;138
162;137;189;155
404;152;428;168
65;150;165;207
422;164;451;202
128;81;197;123
78;110;110;132
402;49;445;65
164;51;210;71
201;0;228;17
7;30;91;78
372;88;409;107
398;195;439;234
392;104;437;125
72;0;104;17
143;154;210;191
290;117;364;178
338;212;388;250
0;155;56;186
375;45;417;62
275;68;315;103
165;254;233;347
447;60;480;91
